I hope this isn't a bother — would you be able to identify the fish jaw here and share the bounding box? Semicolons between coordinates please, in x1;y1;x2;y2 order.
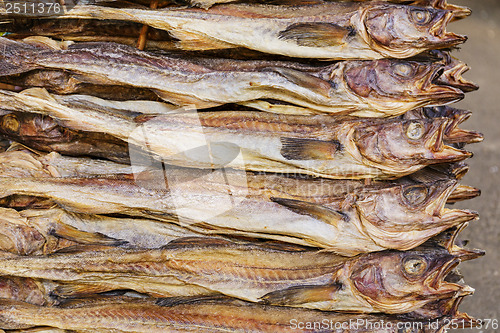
448;185;481;203
440;60;479;93
425;258;474;299
434;106;484;145
430;144;472;163
427;10;467;47
416;64;465;106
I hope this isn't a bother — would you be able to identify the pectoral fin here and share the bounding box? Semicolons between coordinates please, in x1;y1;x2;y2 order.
280;137;341;160
278;23;355;47
260;283;342;305
271;197;348;226
269;67;332;98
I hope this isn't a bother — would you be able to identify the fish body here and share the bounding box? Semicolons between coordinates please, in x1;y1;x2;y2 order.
0;148;478;254
47;2;467;60
0;39;464;116
0;296;454;332
0;239;476;314
0;89;471;179
0;154;477;254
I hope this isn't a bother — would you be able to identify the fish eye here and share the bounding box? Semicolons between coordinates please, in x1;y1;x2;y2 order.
411;9;432;25
393;63;414;78
405;121;425;140
403;185;428;206
403;256;427;276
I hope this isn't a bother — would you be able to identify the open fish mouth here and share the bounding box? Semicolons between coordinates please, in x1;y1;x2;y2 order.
429;10;467;47
439;61;479;93
428;258;470;296
445;223;486;262
442;110;484;144
418;65;464;105
424;119;472;163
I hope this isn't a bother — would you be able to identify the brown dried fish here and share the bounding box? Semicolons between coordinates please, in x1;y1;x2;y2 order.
0;89;472;179
0;39;464;116
43;1;468;60
0;144;478;254
0;237;481;314
0;295;458;332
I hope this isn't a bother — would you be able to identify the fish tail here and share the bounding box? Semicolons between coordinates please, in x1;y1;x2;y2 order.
0;37;39;76
0;299;37;329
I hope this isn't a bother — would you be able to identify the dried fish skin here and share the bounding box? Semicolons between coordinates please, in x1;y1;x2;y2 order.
0;39;464;116
41;2;468;60
0;296;456;332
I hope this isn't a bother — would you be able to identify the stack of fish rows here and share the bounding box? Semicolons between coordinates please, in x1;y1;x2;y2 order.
0;0;485;331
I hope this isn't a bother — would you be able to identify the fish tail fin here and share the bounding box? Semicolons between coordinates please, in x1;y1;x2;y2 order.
0;38;39;76
0;299;38;329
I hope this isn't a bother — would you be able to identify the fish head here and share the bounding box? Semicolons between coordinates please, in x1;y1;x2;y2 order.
363;5;466;57
350;247;473;311
0;112;68;142
343;60;464;109
354;118;472;172
355;180;478;250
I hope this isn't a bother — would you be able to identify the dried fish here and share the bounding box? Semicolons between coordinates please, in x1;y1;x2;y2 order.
0;295;458;332
0;206;236;255
0;237;481;314
0;89;472;179
172;0;471;17
0;207;132;255
0;69;161;101
0;39;465;116
39;1;469;60
0;149;478;254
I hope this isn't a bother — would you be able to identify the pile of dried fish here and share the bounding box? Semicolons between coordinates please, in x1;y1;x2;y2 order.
0;0;484;331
